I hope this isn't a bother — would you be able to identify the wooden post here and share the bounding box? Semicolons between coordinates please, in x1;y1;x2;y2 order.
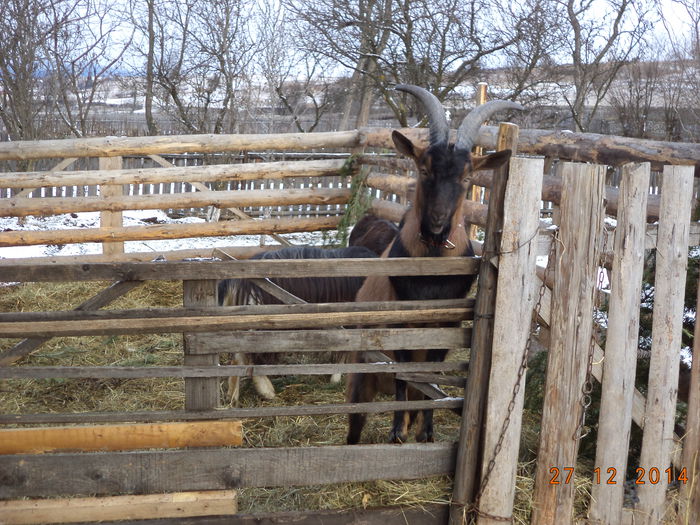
99;156;124;256
477;156;544;524
449;122;517;525
183;280;220;410
531;162;606;525
682;269;700;524
588;163;650;524
636;165;694;525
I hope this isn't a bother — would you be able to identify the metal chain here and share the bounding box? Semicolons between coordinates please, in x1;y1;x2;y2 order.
573;222;609;441
470;226;559;523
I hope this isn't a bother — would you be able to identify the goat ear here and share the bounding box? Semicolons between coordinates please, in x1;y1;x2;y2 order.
392;130;419;160
471;149;512;172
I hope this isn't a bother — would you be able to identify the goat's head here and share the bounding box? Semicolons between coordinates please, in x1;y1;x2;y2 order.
392;84;523;247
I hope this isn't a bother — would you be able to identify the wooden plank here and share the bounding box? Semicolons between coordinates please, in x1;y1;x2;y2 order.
0;132;361;161
636;165;694;525
2;501;450;525
0;308;470;338
0;257;481;282
99;156;125;256
589;163;650;524
0;443;457;498
0;398;464;426
0;361;468;380
0;215;342;248
361;126;700;174
183;280;220;411
0;280;143;366
2;188;352;217
0;245;277;266
0;421;242;454
477;156;544;524
1;298;472;323
451;124;517;525
531;162;606;525
681;268;700;524
186;327;471;354
0;159;348;190
0;490;238;524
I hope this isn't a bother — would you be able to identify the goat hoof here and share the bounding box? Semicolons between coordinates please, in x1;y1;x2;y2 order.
388;430;407;444
415;431;434;443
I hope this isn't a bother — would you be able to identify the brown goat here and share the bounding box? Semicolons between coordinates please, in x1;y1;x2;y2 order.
346;84;523;444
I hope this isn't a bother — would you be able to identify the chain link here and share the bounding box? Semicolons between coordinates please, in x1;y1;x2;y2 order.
574;221;609;441
470;227;559;523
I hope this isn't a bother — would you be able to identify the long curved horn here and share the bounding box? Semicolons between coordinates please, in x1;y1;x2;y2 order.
455;100;524;152
395;84;449;147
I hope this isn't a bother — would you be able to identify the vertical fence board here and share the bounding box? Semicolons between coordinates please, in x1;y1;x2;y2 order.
477;156;544;524
531;162;606;525
449;124;518;525
183;280;220;410
636;165;694;525
99;156;124;255
589;162;650;524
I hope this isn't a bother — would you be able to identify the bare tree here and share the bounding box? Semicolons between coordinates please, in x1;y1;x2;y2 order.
658;0;700;141
284;0;524;127
608;55;660;138
43;0;131;138
556;0;654;131
257;5;335;133
493;0;566;107
0;0;67;140
130;0;259;134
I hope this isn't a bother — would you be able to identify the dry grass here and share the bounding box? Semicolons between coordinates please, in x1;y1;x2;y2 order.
0;280;464;514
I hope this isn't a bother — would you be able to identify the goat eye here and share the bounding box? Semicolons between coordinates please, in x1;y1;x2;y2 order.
419;169;430;179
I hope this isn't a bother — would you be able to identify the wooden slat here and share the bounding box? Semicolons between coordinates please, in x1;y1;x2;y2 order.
0;215;342;248
186;327;471;354
0;304;471;338
531;162;606;525
0;421;242;455
99;156;124;256
183;280;219;411
0;257;481;282
0;361;468;380
0;443;457;498
0;245;276;266
0;132;361;161
361;126;700;173
1;298;471;323
452;126;515;522
477;156;544;524
0;159;348;190
589;163;650;524
0;280;143;366
636;165;694;525
0;490;237;524
0;398;464;426
3;187;352;217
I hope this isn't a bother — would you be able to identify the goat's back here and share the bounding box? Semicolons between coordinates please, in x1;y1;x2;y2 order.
218;245;377;306
349;214;398;256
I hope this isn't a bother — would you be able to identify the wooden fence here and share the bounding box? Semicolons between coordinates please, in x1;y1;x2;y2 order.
0;128;699;524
